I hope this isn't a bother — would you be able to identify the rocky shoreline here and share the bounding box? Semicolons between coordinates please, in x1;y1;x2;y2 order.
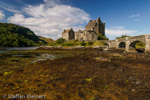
0;49;150;99
37;45;111;51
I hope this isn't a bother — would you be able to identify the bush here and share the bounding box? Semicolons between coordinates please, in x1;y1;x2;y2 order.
62;42;75;46
74;39;78;42
88;41;94;45
93;41;104;45
80;41;86;46
56;38;66;44
97;34;109;40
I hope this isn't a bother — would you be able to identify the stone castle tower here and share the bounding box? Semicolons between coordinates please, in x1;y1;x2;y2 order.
62;17;105;41
62;28;74;40
85;17;105;36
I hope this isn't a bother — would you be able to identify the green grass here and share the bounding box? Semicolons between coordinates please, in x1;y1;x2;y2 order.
4;71;12;76
85;78;92;82
93;41;106;46
39;36;56;46
56;40;108;47
135;42;145;49
114;56;126;60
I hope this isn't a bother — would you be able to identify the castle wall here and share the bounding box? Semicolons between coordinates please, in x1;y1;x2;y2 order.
68;30;75;40
62;32;69;40
75;31;84;40
62;17;105;41
99;23;105;36
62;29;75;40
85;17;105;36
75;31;97;41
89;31;97;41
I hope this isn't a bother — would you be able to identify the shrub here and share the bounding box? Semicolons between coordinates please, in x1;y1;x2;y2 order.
56;38;66;44
80;41;86;46
62;42;75;46
88;41;94;45
97;34;109;40
74;39;78;42
93;41;104;45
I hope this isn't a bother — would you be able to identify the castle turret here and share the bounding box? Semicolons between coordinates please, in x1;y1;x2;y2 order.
97;17;100;22
89;20;92;23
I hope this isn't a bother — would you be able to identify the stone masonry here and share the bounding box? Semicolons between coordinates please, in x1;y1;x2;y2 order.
62;17;105;41
108;34;150;53
62;28;74;40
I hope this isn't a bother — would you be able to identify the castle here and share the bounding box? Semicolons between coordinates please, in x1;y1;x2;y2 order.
62;17;105;41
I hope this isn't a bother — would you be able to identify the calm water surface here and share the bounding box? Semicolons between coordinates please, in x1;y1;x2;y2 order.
0;47;39;53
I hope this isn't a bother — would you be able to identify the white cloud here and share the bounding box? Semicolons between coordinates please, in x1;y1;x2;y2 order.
129;14;141;22
130;14;140;18
7;0;90;40
106;26;137;40
0;10;5;20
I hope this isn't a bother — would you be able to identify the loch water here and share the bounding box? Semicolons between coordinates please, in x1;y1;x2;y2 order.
0;47;39;53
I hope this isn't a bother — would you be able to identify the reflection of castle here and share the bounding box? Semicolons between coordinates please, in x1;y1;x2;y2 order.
62;17;105;41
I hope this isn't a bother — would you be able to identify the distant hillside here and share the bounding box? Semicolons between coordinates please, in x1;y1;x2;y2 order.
38;36;55;46
0;22;46;47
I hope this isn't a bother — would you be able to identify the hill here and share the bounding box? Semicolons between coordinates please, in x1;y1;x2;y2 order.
0;22;51;47
38;36;55;46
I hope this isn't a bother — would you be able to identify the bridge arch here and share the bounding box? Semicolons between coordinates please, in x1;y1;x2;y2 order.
129;40;146;52
119;42;126;48
108;35;150;53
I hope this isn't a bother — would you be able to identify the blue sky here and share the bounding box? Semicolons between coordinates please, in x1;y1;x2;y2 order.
0;0;149;40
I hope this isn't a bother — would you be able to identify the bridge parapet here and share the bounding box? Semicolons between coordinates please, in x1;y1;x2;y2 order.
129;35;145;39
116;38;126;40
117;38;126;42
109;40;115;42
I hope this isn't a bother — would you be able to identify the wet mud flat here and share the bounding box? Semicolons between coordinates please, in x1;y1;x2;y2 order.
0;49;150;100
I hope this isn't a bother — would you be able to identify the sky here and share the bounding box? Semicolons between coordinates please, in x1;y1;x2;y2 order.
0;0;149;40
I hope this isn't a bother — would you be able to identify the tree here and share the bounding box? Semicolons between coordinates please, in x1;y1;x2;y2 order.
0;22;44;47
116;35;130;39
56;38;66;44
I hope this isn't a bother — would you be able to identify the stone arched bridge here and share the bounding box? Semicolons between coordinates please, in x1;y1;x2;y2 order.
107;34;150;53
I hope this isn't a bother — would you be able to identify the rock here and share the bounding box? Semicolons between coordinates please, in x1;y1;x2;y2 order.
136;81;141;85
132;89;135;92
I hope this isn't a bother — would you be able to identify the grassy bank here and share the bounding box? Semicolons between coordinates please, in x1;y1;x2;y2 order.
53;40;108;47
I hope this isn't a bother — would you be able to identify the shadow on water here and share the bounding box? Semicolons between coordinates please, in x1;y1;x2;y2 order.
136;48;145;53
